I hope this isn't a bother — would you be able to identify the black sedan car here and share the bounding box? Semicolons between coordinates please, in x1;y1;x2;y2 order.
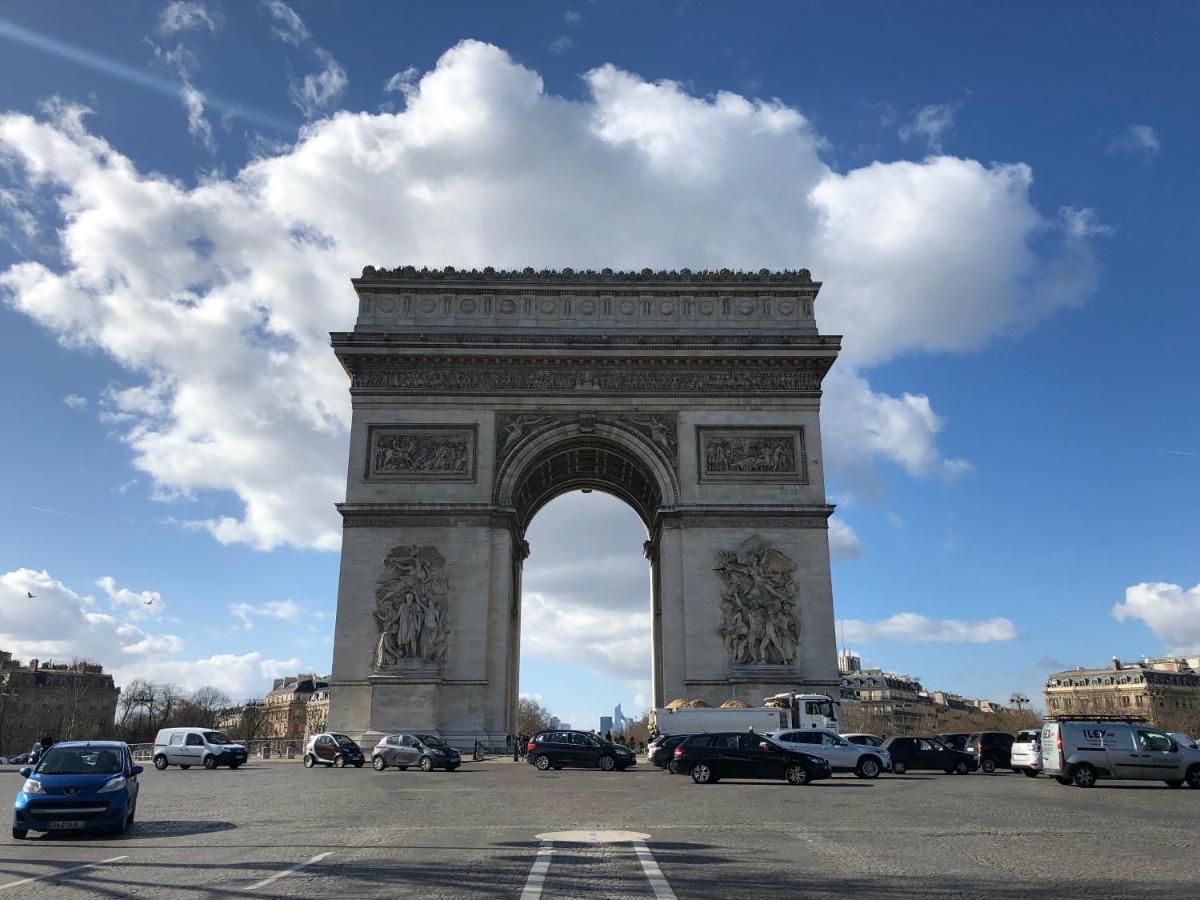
526;730;636;771
672;732;832;785
649;734;691;771
883;736;979;774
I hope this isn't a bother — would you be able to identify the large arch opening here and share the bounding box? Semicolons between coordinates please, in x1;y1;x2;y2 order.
497;423;676;737
519;491;652;737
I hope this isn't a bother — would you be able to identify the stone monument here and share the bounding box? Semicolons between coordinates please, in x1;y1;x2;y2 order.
328;267;841;746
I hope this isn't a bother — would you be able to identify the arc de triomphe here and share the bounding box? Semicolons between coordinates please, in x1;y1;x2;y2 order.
328;267;840;745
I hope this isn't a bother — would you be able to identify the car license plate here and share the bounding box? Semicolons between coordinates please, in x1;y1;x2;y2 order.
50;820;85;830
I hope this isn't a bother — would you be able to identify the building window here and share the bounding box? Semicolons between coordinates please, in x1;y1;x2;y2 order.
1121;695;1129;707
1135;695;1143;707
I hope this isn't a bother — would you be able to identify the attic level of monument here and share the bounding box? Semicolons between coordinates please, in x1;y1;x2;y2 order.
349;266;824;335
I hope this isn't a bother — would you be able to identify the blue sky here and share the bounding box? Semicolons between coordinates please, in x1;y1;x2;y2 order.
0;1;1197;729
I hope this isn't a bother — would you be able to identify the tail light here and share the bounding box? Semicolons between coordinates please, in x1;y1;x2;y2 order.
673;746;685;757
1056;730;1063;766
527;741;536;752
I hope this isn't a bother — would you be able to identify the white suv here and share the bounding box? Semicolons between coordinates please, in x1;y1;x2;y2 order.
1010;728;1042;777
769;728;890;778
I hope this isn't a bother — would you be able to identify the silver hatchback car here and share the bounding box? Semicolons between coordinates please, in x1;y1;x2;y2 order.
769;729;891;778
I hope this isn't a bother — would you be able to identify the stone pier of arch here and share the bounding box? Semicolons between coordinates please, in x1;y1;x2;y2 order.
327;267;842;747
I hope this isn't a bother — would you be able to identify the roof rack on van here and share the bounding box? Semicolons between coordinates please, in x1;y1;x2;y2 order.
1042;715;1149;723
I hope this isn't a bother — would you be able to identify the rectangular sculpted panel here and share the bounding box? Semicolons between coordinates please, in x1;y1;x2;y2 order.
698;427;807;482
366;425;477;482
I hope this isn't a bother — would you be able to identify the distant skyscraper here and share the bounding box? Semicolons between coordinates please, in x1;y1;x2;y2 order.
838;650;862;675
599;716;613;734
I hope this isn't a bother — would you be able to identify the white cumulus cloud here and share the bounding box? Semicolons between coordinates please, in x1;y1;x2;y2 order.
1107;124;1160;161
1112;581;1200;653
838;612;1017;644
898;101;962;153
62;393;87;410
828;516;862;560
0;40;1100;551
0;568;308;700
97;575;165;620
158;1;220;35
230;599;304;629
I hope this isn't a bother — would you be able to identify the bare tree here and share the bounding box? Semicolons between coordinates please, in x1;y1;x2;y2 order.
189;687;232;729
517;696;552;737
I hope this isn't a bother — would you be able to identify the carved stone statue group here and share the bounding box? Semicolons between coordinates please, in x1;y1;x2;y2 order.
704;435;796;474
715;536;801;666
372;545;450;668
374;433;469;475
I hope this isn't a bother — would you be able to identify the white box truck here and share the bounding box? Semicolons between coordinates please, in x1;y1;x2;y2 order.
650;693;841;737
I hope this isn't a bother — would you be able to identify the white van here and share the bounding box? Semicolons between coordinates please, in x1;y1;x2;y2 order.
153;727;248;771
1041;718;1200;788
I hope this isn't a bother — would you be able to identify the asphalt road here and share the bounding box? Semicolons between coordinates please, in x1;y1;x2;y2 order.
2;758;1198;898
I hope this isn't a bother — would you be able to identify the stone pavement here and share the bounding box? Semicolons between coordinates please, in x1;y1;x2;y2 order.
2;760;1197;897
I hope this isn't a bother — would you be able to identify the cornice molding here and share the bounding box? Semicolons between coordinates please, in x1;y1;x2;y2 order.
356;265;818;287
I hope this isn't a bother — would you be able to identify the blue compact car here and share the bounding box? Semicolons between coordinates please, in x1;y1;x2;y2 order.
12;741;142;839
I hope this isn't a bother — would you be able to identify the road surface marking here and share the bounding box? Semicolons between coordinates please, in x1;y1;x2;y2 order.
633;841;677;900
520;841;554;899
243;851;333;891
535;830;650;844
0;855;128;891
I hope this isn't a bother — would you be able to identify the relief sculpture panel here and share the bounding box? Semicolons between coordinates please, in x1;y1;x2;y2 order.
373;545;450;669
716;536;800;666
698;427;807;482
366;425;476;481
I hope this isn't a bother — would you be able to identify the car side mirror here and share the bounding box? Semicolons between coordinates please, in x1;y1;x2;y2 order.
132;765;144;776
759;742;772;752
18;767;31;778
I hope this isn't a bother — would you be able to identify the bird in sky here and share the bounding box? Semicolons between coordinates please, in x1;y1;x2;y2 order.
144;597;155;606
27;592;35;599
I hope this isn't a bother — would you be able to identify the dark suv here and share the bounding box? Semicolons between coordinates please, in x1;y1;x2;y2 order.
649;734;691;771
883;736;978;774
965;731;1015;774
672;732;832;785
526;730;636;771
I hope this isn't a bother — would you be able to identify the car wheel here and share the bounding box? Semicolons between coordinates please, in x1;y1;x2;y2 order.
534;754;552;771
598;754;616;771
955;761;971;775
203;755;217;770
667;760;680;774
785;764;810;785
1186;765;1200;789
303;754;315;769
1054;775;1072;785
856;757;881;779
892;761;906;775
981;757;996;775
12;828;27;840
419;756;434;772
552;765;563;770
1164;779;1184;788
229;762;240;770
373;756;387;771
153;755;169;771
1023;769;1040;778
691;763;714;784
1072;763;1097;788
333;754;345;769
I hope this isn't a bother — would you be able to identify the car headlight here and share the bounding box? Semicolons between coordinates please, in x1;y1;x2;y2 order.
98;776;127;793
22;778;44;794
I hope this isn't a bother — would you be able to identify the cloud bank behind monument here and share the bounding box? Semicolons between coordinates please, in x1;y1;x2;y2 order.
0;39;1099;552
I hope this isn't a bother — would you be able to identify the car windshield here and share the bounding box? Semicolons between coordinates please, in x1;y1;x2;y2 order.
416;735;449;748
332;734;358;748
35;747;123;776
203;731;232;745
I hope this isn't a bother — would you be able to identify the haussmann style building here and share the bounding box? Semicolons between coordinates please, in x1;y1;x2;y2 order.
1044;656;1200;721
0;651;120;755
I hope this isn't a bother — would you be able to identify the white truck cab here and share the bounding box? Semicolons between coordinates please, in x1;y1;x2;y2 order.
1041;717;1200;788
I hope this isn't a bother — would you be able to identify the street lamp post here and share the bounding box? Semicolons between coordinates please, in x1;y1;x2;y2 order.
1010;692;1030;712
